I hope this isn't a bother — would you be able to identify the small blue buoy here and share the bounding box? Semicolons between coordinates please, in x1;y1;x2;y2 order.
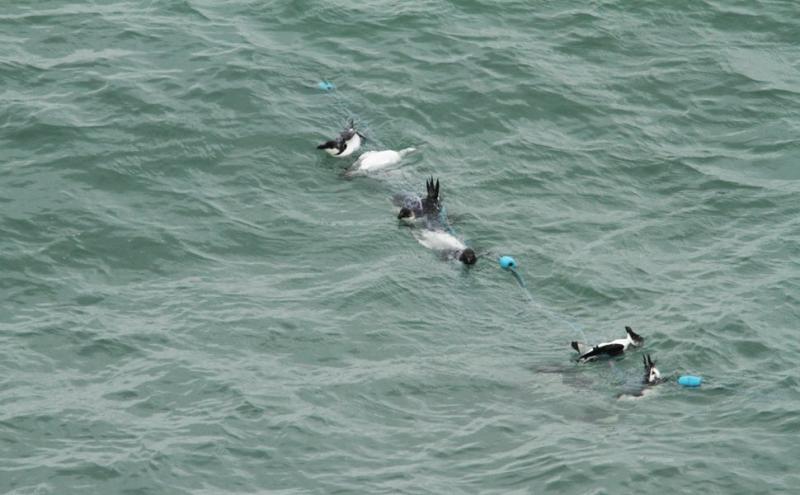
318;80;335;91
499;256;517;270
678;375;703;387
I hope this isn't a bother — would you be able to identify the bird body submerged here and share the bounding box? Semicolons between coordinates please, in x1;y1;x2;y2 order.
399;178;476;265
618;354;663;399
413;229;476;265
395;177;441;223
414;229;466;251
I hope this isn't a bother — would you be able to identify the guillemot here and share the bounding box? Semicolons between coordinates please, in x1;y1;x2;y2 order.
570;326;644;362
642;353;662;386
394;177;441;224
618;354;663;399
413;229;477;265
395;178;475;265
317;119;365;157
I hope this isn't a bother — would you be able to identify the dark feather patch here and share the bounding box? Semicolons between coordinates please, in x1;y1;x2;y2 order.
625;326;643;343
317;140;337;150
579;343;625;361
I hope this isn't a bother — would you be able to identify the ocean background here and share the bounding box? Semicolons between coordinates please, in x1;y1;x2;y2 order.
2;1;799;493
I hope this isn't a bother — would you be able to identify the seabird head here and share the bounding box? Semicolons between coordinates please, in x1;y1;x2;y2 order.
316;139;342;156
317;120;364;157
459;248;477;265
398;207;415;220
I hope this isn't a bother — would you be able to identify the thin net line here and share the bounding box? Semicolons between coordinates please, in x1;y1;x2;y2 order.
507;266;589;343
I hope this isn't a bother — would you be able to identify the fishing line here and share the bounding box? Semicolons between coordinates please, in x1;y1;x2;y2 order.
317;82;585;344
497;255;589;343
315;81;705;389
316;79;437;210
317;79;387;149
607;359;632;383
497;258;706;387
437;205;460;239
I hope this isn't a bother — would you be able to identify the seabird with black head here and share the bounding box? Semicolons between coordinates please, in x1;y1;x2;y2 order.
317;119;365;158
393;177;441;222
458;248;477;265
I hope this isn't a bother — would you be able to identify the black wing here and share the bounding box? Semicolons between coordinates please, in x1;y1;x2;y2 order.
579;343;625;361
422;177;441;216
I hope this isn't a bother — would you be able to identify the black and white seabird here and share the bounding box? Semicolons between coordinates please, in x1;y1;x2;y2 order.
619;354;663;399
394;177;441;223
317;120;365;158
571;326;644;362
413;229;477;265
641;353;662;386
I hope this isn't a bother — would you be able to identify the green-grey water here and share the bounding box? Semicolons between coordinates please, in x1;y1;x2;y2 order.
2;1;799;493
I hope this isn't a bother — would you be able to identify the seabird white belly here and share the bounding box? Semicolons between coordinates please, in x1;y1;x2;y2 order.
353;147;416;171
333;133;361;157
415;230;465;251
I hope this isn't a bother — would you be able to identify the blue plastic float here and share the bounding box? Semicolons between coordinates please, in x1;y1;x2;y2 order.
499;256;517;270
678;375;703;387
